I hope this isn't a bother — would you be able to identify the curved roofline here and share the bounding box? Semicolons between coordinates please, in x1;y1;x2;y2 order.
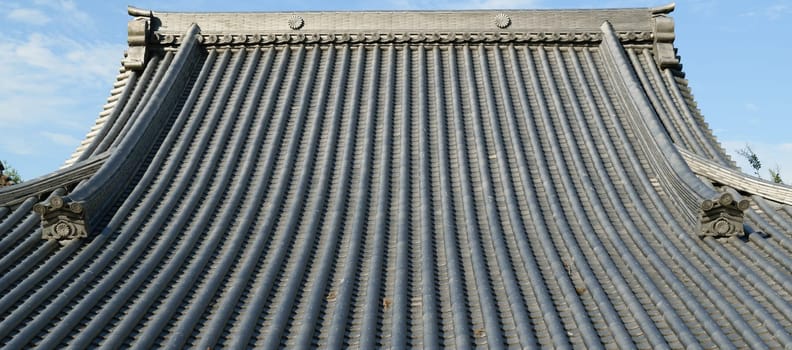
0;152;109;207
680;148;792;205
30;24;204;239
3;5;792;348
600;21;715;199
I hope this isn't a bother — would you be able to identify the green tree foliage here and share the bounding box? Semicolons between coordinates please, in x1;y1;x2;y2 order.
769;166;783;184
1;160;23;185
735;145;783;184
736;145;761;177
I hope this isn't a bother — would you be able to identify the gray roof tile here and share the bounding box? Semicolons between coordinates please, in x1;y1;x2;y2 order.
0;5;791;349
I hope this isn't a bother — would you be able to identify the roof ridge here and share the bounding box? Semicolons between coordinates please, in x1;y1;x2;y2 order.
125;6;669;49
599;20;714;200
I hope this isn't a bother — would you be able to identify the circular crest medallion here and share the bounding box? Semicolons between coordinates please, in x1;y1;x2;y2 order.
494;13;511;29
288;15;305;30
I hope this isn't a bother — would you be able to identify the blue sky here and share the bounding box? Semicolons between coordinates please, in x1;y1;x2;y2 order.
1;0;790;183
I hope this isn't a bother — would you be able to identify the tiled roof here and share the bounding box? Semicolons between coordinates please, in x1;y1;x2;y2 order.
1;5;791;348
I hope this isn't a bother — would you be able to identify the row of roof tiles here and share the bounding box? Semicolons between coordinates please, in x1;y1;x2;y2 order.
0;6;791;349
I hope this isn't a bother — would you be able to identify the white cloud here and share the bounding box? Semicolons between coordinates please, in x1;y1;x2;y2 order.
765;3;792;19
7;8;51;25
1;1;92;28
31;0;91;25
0;1;121;178
0;32;124;90
744;102;759;112
0;30;124;177
12;33;61;69
741;2;792;20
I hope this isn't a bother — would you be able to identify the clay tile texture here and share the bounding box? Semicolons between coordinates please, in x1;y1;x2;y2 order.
1;4;792;349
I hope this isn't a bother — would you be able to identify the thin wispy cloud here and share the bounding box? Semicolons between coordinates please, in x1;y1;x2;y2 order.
0;32;124;93
0;33;123;128
32;0;92;25
40;131;81;147
11;33;61;69
7;8;51;25
763;3;792;20
0;1;123;171
741;2;792;20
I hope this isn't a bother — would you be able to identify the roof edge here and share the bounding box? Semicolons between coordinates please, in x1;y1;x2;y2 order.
64;67;137;166
0;152;109;207
680;148;792;206
599;20;711;198
131;6;667;47
31;24;203;242
598;20;744;236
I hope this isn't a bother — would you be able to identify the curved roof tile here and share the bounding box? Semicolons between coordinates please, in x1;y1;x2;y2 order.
1;5;791;348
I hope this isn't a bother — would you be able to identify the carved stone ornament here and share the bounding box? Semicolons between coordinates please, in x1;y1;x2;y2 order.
699;193;749;237
33;194;88;244
288;15;305;30
651;14;679;69
123;16;150;70
494;13;511;29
